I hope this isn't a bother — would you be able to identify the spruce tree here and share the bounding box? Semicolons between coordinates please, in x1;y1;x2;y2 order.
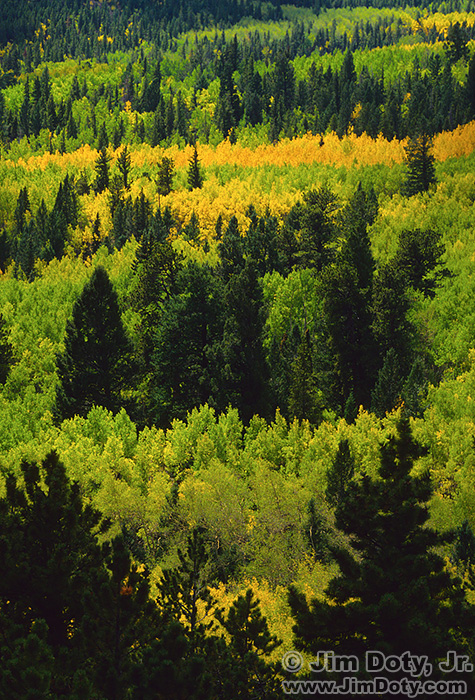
156;156;175;202
403;133;437;196
94;146;111;194
0;312;14;384
54;265;135;423
325;438;355;508
289;418;474;688
117;144;132;190
187;145;204;190
288;328;323;425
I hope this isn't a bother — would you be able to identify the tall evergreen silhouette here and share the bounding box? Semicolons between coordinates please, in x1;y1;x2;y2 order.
54;265;135;422
289;418;474;691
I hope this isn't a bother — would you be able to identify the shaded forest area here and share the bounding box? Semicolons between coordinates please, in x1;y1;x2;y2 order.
2;0;475;697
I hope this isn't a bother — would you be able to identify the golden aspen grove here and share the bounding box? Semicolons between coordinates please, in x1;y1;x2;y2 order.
2;0;475;697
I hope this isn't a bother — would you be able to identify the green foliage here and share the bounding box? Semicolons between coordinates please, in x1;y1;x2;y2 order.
325;437;355;508
393;227;446;298
403;133;437;196
156;156;175;199
289;419;474;678
54;265;136;423
94;146;111;194
187;145;204;191
0;312;14;384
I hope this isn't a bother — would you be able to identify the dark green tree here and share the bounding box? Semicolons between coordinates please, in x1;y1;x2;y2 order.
0;451;109;687
292;185;339;271
302;496;332;562
117;144;132;190
94;146;111;194
218;214;244;281
288;328;323;425
0;451;179;700
371;260;413;367
322;257;376;410
157;526;217;649
149;263;224;426
97;120;109;150
393;227;446;298
325;438;355;509
54;265;135;422
444;21;470;65
289;419;474;687
220;260;270;423
187;145;204;190
0;312;14;384
371;347;403;417
403;133;437;196
156;156;175;204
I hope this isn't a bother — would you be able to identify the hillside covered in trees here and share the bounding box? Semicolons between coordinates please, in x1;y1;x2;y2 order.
2;0;475;697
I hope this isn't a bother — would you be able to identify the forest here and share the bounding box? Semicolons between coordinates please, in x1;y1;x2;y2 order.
2;0;475;697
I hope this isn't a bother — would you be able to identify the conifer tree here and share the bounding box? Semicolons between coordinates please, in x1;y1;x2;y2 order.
0;312;14;384
94;146;111;194
187;145;204;190
54;266;135;423
117;144;132;190
289;419;475;687
0;451;169;698
156;156;175;203
288;328;322;425
325;438;355;508
403;133;437;196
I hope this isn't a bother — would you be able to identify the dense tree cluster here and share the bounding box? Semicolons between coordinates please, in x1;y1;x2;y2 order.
1;6;475;151
47;178;445;431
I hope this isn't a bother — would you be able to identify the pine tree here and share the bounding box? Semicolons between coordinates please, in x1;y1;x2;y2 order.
0;451;167;698
157;526;217;648
217;214;244;281
54;266;135;423
371;347;403;417
325;438;355;508
393;227;446;298
149;262;224;426
289;419;474;687
288;328;323;425
403;133;437;196
0;312;14;384
187;145;204;190
117;144;132;190
156;156;175;203
94;146;111;194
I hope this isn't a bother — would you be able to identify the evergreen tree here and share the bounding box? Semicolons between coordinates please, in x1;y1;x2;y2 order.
444;21;470;65
97;120;109;150
149;263;224;426
289;419;475;689
156;156;175;203
322;257;375;410
288;328;323;425
157;526;217;649
393;227;446;298
117;144;132;190
94;146;111;194
0;312;14;384
0;451;177;699
403;133;437;196
219;260;270;423
218;214;244;281
187;145;204;190
325;438;355;509
302;496;332;562
0;451;109;684
371;347;403;418
54;266;135;422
